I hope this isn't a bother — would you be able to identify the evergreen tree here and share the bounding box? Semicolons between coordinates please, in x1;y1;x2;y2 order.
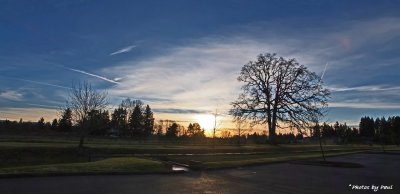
88;110;111;135
143;105;154;136
359;116;375;138
59;108;73;131
111;107;128;136
129;104;144;136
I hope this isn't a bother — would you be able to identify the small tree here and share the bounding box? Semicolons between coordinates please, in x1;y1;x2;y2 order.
166;122;178;138
51;119;58;130
66;82;108;148
37;117;45;130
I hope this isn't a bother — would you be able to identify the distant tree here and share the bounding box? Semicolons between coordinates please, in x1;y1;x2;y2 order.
89;110;111;135
37;117;45;129
187;123;205;138
359;116;375;138
121;98;143;116
321;122;334;138
143;105;155;136
390;116;400;145
220;130;232;138
66;81;108;148
111;107;128;136
166;122;179;138
129;104;144;137
155;124;163;137
51;119;58;130
230;53;329;144
59;108;73;131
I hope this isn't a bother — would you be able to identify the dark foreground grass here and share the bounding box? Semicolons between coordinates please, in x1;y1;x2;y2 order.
0;157;170;177
164;150;368;169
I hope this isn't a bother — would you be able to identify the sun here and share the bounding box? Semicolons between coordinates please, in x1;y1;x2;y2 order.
195;114;215;132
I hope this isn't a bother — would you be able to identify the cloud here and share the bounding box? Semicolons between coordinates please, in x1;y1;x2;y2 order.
153;108;207;114
329;85;400;92
330;102;400;109
0;90;23;101
62;66;120;84
110;45;137;56
98;17;400;123
104;39;272;113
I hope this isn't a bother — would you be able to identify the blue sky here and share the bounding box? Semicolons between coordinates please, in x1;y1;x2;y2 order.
1;0;400;130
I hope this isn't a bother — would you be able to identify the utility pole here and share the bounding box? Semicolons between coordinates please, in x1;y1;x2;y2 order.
213;109;217;139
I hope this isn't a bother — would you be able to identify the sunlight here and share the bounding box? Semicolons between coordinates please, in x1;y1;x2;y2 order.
195;114;215;132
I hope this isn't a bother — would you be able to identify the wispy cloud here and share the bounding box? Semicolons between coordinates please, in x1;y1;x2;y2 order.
153;108;207;114
100;17;400;124
62;66;120;84
110;45;136;56
0;90;23;101
329;85;400;92
330;102;400;109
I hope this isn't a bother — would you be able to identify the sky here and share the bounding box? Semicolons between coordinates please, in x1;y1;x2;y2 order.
1;0;400;134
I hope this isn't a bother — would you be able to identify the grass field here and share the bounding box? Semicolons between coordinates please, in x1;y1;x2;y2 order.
0;135;395;176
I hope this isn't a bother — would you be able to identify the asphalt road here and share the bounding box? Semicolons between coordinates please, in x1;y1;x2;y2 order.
0;153;398;194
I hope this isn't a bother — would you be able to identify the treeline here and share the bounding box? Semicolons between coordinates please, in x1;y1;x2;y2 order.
358;116;400;145
309;116;400;145
312;122;359;144
0;98;207;139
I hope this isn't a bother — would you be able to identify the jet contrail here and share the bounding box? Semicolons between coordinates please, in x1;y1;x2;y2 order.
0;76;71;90
321;62;329;79
63;67;120;84
110;45;136;56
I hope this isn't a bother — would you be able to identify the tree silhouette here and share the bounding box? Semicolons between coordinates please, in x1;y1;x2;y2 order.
51;119;58;130
129;104;144;137
59;108;72;131
166;122;178;138
143;105;155;136
66;81;108;148
230;53;329;144
111;107;128;136
187;123;205;138
37;117;45;130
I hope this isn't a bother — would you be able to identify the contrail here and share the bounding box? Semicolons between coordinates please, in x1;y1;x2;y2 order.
321;62;329;79
0;76;71;90
110;45;136;56
62;67;120;84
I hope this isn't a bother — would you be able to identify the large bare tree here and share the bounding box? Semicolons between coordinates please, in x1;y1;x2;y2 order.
66;81;108;148
230;53;329;144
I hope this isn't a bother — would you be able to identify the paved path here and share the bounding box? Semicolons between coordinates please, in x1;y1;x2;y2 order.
0;153;399;194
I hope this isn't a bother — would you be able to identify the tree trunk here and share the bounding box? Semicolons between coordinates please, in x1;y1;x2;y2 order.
269;127;277;145
79;135;84;148
318;134;326;161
